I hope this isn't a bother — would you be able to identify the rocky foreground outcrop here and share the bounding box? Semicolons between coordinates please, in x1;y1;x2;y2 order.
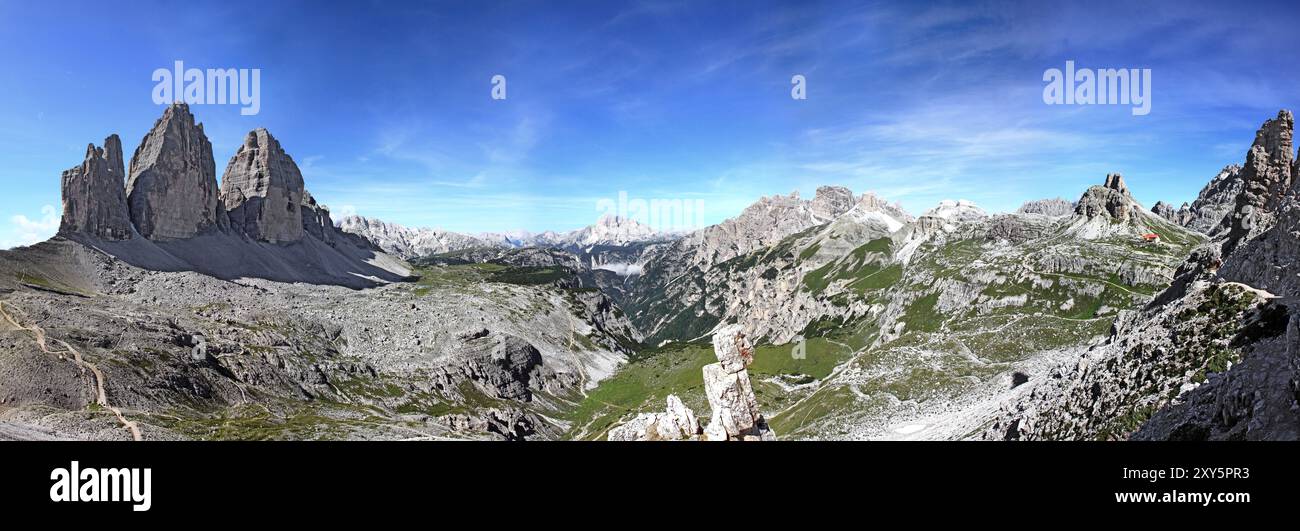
59;135;133;241
988;110;1300;441
608;324;775;441
702;325;776;440
606;394;701;441
1226;110;1294;244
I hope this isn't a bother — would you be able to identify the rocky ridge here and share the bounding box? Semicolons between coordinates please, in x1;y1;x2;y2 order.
987;110;1300;441
589;171;1203;440
337;215;498;260
1151;165;1244;237
1016;197;1074;217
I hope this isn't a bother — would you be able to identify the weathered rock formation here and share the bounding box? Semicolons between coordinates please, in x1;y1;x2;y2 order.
607;324;774;441
220;129;306;243
1225;110;1294;243
52;103;412;288
1176;165;1242;236
1151;201;1191;226
59;135;133;240
811;185;856;222
1075;173;1141;222
125;103;220;240
702;324;776;441
606;395;701;441
300;191;336;245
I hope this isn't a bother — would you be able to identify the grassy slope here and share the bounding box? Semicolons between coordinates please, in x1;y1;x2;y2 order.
573;217;1206;440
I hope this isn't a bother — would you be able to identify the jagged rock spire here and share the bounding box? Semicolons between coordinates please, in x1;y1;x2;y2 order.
702;324;776;441
126;103;220;240
59;135;133;240
1226;109;1296;242
220;128;306;243
1075;173;1140;222
1103;172;1129;195
607;324;775;441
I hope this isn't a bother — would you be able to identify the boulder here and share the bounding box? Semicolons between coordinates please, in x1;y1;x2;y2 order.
606;394;701;441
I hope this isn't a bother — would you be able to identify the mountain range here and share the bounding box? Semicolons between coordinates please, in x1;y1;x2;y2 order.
0;103;1295;441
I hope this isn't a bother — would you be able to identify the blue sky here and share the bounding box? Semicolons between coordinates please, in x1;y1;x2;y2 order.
3;0;1300;247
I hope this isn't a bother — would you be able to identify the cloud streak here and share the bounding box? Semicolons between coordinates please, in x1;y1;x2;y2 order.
2;204;58;249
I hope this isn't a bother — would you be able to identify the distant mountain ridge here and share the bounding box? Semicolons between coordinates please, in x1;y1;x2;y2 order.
338;213;671;260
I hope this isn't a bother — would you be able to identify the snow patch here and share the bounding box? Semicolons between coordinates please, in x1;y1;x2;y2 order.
594;262;643;276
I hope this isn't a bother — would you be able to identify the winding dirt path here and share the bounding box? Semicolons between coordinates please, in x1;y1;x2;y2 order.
0;301;142;441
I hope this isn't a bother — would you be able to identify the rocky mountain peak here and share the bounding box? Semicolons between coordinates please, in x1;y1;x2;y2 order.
126;103;219;240
1226;109;1297;242
59;135;133;240
1151;201;1191;226
1103;172;1130;195
922;199;987;222
811;185;855;221
220;128;307;243
1252;109;1293;167
840;192;913;232
1150;164;1243;236
575;214;658;246
855;192;913;219
1074;173;1141;222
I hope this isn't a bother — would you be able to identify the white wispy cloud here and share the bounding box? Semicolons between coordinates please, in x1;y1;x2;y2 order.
3;204;58;249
